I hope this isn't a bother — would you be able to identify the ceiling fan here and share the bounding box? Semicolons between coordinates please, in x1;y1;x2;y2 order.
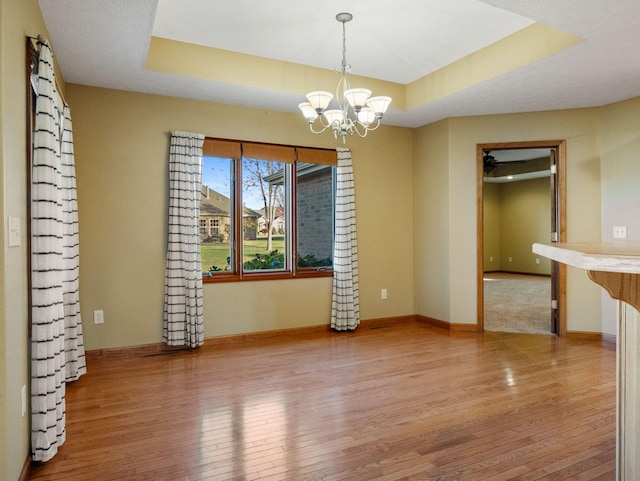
483;151;498;174
483;150;528;174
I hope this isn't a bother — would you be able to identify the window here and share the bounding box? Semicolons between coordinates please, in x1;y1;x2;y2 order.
242;156;287;271
296;162;334;269
200;139;336;281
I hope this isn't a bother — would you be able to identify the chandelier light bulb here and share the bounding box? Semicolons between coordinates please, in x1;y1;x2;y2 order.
298;102;318;122
357;107;376;127
366;96;392;118
306;91;333;114
323;109;345;126
344;88;372;112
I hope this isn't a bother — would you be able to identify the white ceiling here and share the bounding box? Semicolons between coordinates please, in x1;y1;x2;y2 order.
38;0;640;128
152;0;534;85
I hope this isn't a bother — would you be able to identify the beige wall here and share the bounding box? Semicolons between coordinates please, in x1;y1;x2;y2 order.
0;0;6;471
414;119;451;322
1;0;56;479
598;97;640;335
483;182;501;271
66;84;416;350
415;109;602;332
498;177;552;275
484;177;551;274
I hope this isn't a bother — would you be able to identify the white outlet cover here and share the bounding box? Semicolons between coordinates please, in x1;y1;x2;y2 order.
613;226;627;239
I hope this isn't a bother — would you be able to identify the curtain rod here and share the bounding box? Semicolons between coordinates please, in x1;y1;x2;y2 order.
192;135;338;153
27;35;69;107
27;34;47;44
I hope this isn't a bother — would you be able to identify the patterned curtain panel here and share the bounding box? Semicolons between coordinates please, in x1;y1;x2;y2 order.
31;39;86;463
60;104;86;380
331;148;360;330
163;132;205;347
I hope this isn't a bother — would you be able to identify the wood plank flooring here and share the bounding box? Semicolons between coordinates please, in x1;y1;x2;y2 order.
28;321;616;481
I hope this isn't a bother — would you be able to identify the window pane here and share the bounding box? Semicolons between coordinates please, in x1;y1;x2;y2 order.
200;156;233;275
242;158;287;272
296;162;334;269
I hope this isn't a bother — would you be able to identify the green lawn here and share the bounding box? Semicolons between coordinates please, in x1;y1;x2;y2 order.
201;237;284;272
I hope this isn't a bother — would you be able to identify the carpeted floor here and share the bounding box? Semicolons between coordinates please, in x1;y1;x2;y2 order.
484;272;552;334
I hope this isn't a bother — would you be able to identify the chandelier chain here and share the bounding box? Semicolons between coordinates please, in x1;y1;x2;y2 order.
341;20;348;73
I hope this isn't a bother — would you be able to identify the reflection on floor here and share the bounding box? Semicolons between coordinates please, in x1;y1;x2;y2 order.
484;271;551;334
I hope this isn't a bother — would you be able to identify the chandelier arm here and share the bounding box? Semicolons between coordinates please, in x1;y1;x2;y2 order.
317;115;333;129
350;122;370;138
308;121;332;135
356;117;383;132
335;74;348;113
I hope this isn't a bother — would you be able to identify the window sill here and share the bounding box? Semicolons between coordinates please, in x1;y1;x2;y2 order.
202;269;333;283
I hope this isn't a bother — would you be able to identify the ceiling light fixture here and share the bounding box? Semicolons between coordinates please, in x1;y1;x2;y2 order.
298;13;392;143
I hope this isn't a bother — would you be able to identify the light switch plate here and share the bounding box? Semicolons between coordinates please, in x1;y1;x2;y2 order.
93;310;104;324
21;385;27;417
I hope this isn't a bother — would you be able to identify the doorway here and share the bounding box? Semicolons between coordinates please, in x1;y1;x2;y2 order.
477;141;566;336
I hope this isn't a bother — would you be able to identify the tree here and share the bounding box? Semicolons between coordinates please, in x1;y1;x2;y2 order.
243;158;284;252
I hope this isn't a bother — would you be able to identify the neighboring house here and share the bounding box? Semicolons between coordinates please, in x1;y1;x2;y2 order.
199;186;231;242
257;205;285;235
200;185;261;241
265;163;334;260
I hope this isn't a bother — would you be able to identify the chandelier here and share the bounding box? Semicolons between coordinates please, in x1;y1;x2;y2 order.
298;13;392;143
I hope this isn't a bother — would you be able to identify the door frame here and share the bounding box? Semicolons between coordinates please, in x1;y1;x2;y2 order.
476;140;567;336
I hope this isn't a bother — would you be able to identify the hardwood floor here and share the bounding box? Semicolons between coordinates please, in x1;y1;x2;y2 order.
28;321;616;481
